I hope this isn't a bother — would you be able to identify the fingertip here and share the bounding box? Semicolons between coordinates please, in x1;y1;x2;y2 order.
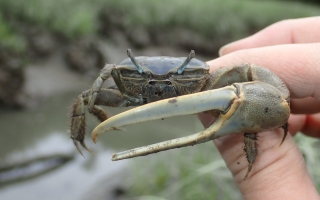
218;44;228;57
218;40;242;56
301;113;320;138
219;17;320;57
288;113;320;139
288;114;306;136
218;37;256;56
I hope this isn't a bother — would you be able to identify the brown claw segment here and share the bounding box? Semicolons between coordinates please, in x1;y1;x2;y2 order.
280;122;289;146
244;163;254;181
243;133;258;180
71;135;92;157
242;123;287;180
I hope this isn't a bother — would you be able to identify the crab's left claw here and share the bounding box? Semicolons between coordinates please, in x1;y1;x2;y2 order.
92;82;290;161
70;93;106;157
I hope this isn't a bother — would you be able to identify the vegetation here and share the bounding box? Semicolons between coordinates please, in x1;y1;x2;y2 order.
125;143;240;200
102;0;320;39
0;0;103;38
0;13;26;53
124;134;320;199
0;0;319;53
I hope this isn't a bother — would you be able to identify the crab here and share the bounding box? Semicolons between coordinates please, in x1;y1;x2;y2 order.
70;49;290;179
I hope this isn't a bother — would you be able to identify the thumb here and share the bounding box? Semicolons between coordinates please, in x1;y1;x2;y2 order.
198;113;318;199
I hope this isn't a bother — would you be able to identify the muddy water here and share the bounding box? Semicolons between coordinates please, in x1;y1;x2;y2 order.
0;48;204;200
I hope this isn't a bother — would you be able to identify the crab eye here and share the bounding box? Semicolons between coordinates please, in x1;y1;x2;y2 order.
177;50;195;74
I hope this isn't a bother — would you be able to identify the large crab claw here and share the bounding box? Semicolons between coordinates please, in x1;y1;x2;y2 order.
92;81;290;162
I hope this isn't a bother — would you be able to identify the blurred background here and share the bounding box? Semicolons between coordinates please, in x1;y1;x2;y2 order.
0;0;320;199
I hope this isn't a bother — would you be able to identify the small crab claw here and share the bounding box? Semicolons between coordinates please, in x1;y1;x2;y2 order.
71;135;92;157
92;82;290;161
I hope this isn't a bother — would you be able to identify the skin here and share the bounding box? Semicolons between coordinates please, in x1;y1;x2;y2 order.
199;16;320;199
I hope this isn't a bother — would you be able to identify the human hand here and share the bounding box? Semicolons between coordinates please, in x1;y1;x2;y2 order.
199;17;320;199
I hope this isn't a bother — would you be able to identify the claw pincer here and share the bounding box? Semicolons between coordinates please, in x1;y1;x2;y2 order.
69;50;290;179
93;82;289;163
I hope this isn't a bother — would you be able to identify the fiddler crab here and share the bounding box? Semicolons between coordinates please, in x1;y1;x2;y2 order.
70;49;290;179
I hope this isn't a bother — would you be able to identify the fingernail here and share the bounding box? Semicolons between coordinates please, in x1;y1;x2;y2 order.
218;43;232;57
219;39;242;56
218;45;227;57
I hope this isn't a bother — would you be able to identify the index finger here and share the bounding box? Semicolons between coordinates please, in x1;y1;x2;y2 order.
220;17;320;55
207;43;320;100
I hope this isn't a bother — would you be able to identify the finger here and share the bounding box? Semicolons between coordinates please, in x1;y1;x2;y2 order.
198;111;317;197
198;113;318;198
220;17;320;55
213;129;318;199
288;114;306;135
301;113;320;138
198;112;216;128
207;43;320;101
290;97;320;114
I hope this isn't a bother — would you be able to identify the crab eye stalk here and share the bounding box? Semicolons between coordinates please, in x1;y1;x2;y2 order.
127;49;144;73
177;50;195;74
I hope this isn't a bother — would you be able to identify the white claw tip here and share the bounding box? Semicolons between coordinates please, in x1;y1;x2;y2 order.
112;154;118;161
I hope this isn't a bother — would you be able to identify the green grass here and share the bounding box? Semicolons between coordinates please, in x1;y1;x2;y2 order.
0;0;319;53
102;0;320;40
125;143;239;200
0;0;103;38
0;13;26;53
124;134;320;199
295;134;320;192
